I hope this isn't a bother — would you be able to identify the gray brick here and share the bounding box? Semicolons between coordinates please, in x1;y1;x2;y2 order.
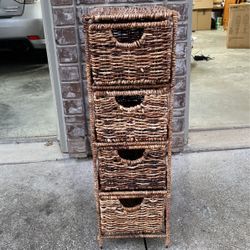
76;0;163;3
68;137;87;154
172;132;185;152
176;58;186;76
61;83;82;99
174;92;185;108
52;7;75;26
174;77;186;93
63;99;83;114
60;66;80;82
66;124;86;138
177;24;188;41
173;108;185;117
65;115;85;123
55;27;76;45
76;0;105;4
176;42;187;58
51;0;73;5
173;116;185;132
57;46;78;63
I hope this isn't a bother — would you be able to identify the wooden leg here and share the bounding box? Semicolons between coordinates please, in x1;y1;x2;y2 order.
165;240;170;248
165;201;171;248
165;235;171;248
98;235;103;249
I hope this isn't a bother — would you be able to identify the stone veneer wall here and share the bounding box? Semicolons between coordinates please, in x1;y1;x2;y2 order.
50;0;191;157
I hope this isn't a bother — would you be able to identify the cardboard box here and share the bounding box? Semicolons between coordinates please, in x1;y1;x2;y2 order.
192;10;212;30
227;4;250;48
223;0;237;30
193;0;213;10
213;0;223;4
192;11;198;30
197;10;212;30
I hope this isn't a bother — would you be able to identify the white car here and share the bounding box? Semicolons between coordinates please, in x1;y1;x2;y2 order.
0;0;45;51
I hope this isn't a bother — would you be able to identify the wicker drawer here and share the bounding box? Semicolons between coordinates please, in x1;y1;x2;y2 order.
93;88;170;143
98;145;168;191
87;20;174;88
100;192;167;236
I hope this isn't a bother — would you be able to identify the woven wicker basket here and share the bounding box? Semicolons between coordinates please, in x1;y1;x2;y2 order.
85;6;179;89
88;22;173;88
93;88;170;143
97;144;168;191
99;191;168;236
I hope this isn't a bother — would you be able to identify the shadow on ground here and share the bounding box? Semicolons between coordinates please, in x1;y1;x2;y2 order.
0;49;48;65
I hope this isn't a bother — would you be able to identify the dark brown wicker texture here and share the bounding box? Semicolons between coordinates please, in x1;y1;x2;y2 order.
93;88;170;143
84;5;179;249
99;191;167;236
97;144;168;191
88;21;173;88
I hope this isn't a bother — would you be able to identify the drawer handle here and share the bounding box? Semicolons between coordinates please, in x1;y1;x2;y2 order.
111;28;145;48
115;95;144;108
118;149;145;161
119;198;144;211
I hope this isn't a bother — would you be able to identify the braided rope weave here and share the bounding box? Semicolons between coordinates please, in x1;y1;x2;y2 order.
93;88;170;143
97;144;168;191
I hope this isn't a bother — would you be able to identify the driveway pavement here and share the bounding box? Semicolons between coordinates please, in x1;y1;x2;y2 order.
0;142;249;249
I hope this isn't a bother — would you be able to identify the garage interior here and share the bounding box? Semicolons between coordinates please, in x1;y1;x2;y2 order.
190;30;250;129
190;0;250;130
0;51;57;141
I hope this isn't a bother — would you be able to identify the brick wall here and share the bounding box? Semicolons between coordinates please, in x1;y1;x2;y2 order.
50;0;191;157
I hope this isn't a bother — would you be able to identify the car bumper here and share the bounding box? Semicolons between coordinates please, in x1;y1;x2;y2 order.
0;17;45;49
30;39;46;49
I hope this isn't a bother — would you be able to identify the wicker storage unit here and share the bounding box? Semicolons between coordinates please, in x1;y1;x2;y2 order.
84;5;178;248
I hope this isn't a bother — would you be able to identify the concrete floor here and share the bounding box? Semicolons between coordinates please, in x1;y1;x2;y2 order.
0;51;57;139
0;142;249;249
190;30;250;129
